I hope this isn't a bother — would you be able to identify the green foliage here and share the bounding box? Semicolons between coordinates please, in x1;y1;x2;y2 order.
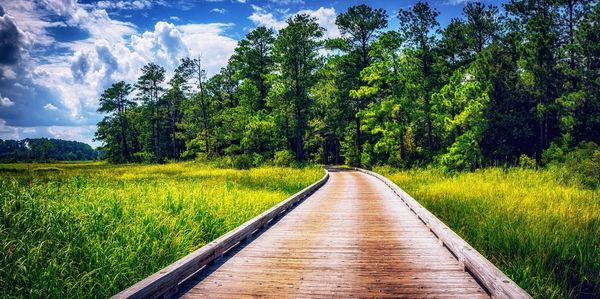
232;154;253;169
0;138;97;162
273;149;295;167
92;2;600;173
563;142;600;189
518;154;537;169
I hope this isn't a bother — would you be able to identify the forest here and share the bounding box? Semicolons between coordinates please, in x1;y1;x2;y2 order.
95;0;600;172
0;138;97;162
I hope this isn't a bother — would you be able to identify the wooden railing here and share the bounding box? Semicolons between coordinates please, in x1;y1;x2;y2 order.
111;171;329;299
356;168;532;299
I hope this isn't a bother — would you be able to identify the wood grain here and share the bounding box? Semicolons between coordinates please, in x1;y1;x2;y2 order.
179;168;492;298
357;168;532;299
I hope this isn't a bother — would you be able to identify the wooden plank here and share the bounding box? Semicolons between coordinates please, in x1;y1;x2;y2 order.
355;168;532;299
180;169;490;298
111;170;329;299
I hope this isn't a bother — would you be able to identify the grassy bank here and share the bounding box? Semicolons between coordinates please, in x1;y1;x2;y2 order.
0;162;323;298
376;166;600;298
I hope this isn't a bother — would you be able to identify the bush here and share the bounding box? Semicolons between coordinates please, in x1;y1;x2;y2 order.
542;142;565;165
252;153;265;166
564;142;600;188
133;151;153;163
439;134;482;171
232;154;252;169
273;150;295;167
518;154;537;169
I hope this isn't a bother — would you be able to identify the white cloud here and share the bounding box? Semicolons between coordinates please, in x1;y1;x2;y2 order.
169;16;180;21
44;103;58;111
249;5;287;30
0;95;15;107
0;119;19;139
298;7;339;39
95;0;154;10
211;8;226;14
248;5;340;39
445;0;476;5
237;0;247;3
270;0;305;4
0;0;237;145
47;125;97;144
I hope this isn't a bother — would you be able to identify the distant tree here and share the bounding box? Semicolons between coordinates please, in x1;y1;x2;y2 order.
97;81;134;161
135;63;166;161
0;138;96;162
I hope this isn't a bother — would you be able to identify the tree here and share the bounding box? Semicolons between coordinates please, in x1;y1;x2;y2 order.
440;18;469;71
96;81;134;162
336;5;388;68
335;4;389;166
464;2;500;55
135;63;166;161
505;0;562;161
232;26;276;111
272;14;324;161
398;1;441;151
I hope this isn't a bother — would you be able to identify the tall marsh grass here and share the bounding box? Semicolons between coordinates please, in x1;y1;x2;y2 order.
0;162;323;298
376;166;600;298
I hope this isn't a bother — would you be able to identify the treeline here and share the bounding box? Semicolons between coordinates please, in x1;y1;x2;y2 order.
0;138;97;162
96;1;600;170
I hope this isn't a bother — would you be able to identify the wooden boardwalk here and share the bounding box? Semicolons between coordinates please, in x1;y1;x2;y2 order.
178;169;489;298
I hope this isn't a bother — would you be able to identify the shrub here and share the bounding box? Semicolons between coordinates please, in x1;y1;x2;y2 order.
133;151;153;163
564;141;600;188
252;153;265;166
273;150;295;167
518;154;537;169
542;142;565;165
232;154;252;169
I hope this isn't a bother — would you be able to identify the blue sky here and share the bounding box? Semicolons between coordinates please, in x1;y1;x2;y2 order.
0;0;507;146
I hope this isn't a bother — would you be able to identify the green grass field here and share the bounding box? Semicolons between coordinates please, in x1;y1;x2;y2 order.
0;162;323;298
2;162;598;298
376;166;600;299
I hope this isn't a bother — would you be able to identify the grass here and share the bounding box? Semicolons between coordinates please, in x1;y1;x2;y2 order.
375;166;600;299
0;162;323;298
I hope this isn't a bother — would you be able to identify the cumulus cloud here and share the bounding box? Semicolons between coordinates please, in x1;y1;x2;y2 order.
298;7;340;39
0;0;239;145
0;94;14;107
47;125;96;144
0;6;25;66
0;118;18;139
44;103;58;111
95;0;154;10
248;5;340;39
249;5;287;30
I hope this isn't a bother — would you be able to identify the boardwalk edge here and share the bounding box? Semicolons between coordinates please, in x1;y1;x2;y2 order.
111;169;329;299
355;167;532;299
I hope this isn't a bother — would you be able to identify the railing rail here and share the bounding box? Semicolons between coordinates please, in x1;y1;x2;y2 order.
356;168;531;299
111;170;329;299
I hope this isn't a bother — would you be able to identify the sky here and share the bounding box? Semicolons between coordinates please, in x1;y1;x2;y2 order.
0;0;507;147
